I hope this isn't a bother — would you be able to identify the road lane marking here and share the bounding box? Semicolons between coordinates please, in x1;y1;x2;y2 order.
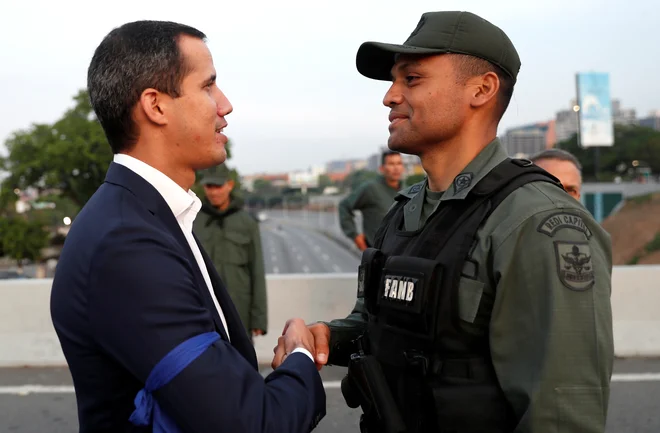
332;264;342;272
2;373;660;394
610;373;660;382
0;385;75;395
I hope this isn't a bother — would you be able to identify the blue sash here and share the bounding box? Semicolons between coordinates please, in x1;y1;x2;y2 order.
129;331;221;432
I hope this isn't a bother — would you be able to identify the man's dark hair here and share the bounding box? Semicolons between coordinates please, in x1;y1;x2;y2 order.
381;150;400;166
87;20;207;154
452;54;514;122
529;148;583;172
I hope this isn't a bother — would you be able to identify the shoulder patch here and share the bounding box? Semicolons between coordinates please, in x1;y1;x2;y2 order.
537;212;593;239
554;241;595;291
453;173;473;194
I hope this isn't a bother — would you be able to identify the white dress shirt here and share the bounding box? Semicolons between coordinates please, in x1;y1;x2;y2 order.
112;155;313;362
113;153;314;361
113;154;230;340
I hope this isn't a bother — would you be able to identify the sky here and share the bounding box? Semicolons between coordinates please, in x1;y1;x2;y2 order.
0;0;658;175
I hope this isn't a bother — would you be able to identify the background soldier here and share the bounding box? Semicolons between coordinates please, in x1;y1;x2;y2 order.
530;148;583;201
194;164;268;341
339;150;404;251
274;10;613;433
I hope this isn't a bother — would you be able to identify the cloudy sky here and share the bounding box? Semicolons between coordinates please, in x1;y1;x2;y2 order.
0;0;657;175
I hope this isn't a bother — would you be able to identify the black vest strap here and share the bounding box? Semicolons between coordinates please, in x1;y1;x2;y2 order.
418;158;563;261
372;198;407;250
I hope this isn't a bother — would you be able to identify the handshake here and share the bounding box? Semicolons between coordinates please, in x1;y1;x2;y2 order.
271;318;331;370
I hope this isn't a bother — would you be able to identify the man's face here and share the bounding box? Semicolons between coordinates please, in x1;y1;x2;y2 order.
204;180;235;208
380;153;404;183
168;35;233;170
535;158;582;200
383;54;468;154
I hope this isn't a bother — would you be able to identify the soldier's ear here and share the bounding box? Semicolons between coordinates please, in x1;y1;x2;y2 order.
468;72;499;110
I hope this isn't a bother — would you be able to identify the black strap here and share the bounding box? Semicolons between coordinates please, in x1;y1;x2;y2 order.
372;200;407;250
416;158;563;260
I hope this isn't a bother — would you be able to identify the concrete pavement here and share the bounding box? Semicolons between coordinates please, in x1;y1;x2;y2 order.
0;359;658;432
259;218;360;274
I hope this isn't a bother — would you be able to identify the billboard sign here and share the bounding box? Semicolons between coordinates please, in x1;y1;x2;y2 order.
576;72;614;147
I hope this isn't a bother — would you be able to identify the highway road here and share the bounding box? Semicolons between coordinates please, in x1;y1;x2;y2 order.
259;212;361;274
0;359;658;432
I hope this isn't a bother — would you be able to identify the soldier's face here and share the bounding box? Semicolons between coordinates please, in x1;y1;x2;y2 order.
535;159;582;200
383;54;466;154
380;154;404;182
204;180;234;208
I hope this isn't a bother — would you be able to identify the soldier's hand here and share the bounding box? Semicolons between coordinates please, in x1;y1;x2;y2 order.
271;321;331;371
251;329;265;336
354;234;368;251
309;322;330;370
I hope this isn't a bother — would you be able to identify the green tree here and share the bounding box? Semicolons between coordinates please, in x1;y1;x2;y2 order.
343;169;380;191
0;89;113;210
253;178;274;193
318;174;333;189
557;124;660;181
0;215;50;271
406;174;426;185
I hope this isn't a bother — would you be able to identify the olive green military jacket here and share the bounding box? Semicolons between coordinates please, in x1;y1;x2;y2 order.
193;197;268;335
338;175;401;247
326;139;614;433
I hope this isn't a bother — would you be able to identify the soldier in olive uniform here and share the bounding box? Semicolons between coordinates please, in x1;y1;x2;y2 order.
194;164;268;341
273;11;613;433
338;150;405;251
530;148;583;201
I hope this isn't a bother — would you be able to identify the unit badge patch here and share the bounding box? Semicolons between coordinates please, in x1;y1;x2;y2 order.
554;241;595;291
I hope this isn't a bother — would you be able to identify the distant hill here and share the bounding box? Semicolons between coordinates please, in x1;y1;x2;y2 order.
601;193;660;265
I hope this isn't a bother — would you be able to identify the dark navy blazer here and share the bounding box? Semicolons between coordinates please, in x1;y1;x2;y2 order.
50;162;325;432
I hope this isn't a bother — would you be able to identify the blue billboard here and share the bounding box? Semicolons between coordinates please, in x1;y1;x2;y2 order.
576;72;614;147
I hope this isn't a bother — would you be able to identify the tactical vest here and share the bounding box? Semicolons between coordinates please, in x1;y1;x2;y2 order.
356;158;563;433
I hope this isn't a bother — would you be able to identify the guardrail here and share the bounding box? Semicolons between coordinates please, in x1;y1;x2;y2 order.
0;266;658;367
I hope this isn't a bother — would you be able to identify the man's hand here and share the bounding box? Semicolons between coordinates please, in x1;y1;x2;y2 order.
271;318;316;368
354;234;368;251
272;321;330;371
251;329;265;337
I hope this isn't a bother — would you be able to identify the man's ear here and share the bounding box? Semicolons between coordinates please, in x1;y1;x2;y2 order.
469;72;500;109
138;88;170;126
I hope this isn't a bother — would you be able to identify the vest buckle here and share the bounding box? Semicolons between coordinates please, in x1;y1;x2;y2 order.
403;350;429;376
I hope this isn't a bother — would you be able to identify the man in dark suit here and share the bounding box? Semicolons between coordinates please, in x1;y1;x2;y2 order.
50;20;325;432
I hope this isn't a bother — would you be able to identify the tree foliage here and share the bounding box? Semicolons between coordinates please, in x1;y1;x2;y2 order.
558;124;660;181
0;214;50;268
343;169;380;192
0;89;113;210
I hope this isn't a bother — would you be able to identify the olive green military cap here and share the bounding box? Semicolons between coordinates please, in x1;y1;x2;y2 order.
199;163;231;186
356;11;521;83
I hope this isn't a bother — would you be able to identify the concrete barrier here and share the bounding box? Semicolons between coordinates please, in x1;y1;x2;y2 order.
0;265;658;367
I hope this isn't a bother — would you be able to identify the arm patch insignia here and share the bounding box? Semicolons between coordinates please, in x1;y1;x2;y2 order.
538;212;593;239
554;241;595;291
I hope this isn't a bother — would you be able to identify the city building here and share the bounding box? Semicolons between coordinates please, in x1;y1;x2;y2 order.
612;99;637;126
502;121;554;157
639;110;660;132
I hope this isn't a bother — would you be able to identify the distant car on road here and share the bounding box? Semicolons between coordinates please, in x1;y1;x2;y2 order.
257;211;268;222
